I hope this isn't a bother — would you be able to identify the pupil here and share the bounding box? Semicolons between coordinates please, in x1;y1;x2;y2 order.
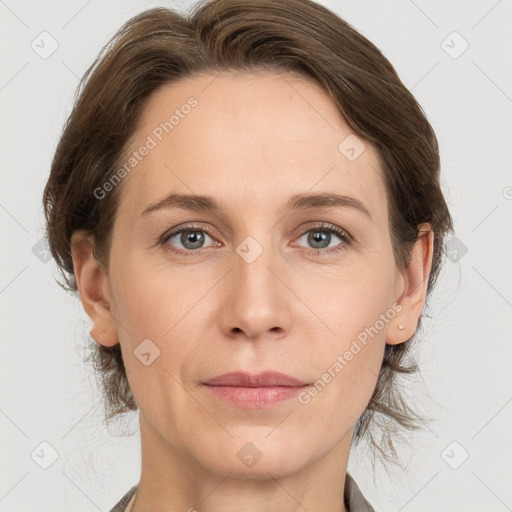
309;231;329;248
182;230;204;249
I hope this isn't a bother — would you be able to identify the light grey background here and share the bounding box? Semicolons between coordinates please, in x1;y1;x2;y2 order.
1;0;511;510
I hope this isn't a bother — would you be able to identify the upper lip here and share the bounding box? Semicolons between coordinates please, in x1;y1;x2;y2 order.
203;371;308;387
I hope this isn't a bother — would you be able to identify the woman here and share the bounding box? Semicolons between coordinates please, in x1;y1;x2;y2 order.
42;0;454;510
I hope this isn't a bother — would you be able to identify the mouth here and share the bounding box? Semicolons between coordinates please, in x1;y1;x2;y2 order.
201;371;309;409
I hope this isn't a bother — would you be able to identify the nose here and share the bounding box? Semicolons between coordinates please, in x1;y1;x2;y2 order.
219;244;292;342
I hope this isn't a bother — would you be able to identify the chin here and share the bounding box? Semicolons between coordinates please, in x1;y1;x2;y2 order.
194;433;318;480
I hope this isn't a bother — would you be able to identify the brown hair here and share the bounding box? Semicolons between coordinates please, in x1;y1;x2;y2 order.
42;0;454;466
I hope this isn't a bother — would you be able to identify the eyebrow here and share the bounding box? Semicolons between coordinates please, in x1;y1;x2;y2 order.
140;192;372;220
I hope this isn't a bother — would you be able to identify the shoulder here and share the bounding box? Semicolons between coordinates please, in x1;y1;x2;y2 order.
345;472;377;512
109;485;138;512
109;475;376;512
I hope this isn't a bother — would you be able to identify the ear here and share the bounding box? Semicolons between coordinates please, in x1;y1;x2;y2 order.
387;222;434;346
70;230;119;347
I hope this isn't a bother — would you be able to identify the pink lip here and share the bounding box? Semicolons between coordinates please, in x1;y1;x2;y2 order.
202;371;309;409
203;371;308;387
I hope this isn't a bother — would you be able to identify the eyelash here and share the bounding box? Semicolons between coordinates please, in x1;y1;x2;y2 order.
159;222;353;258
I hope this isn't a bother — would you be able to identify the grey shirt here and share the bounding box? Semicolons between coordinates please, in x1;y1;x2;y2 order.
109;472;376;511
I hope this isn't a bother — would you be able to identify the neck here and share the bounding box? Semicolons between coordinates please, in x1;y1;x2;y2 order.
131;414;351;512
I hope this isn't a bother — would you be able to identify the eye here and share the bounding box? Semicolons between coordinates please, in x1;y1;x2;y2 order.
295;222;352;255
160;224;218;254
159;221;352;257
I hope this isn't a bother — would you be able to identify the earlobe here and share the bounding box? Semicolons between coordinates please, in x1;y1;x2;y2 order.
70;231;119;347
387;223;434;346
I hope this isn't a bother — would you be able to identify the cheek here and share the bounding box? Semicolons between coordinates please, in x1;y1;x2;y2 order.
302;252;396;339
112;265;199;417
297;298;387;436
110;258;207;389
110;253;192;339
299;255;394;406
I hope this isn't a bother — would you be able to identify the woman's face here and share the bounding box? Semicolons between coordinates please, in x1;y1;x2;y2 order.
95;71;413;478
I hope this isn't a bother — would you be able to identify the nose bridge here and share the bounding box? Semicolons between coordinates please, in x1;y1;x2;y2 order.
220;234;291;339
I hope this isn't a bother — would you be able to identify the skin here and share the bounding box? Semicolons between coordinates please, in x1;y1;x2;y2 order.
71;71;433;512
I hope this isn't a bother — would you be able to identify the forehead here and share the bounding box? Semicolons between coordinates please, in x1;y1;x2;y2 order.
116;71;387;219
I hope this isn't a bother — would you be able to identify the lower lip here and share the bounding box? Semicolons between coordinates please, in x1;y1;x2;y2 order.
202;384;308;408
